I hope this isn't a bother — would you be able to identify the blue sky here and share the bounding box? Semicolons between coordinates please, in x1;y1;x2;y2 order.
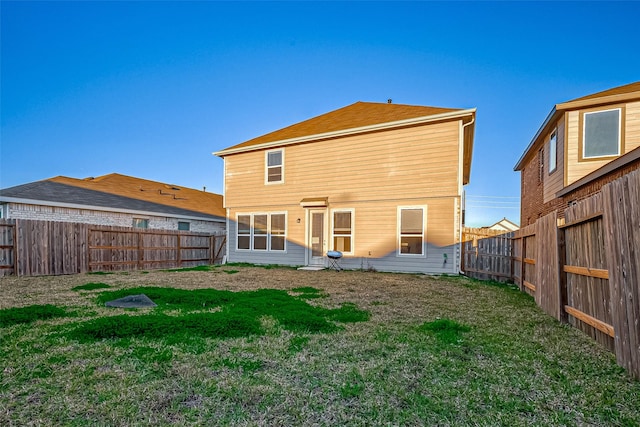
1;1;638;227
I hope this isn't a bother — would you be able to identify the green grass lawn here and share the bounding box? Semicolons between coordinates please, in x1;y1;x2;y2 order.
0;267;638;426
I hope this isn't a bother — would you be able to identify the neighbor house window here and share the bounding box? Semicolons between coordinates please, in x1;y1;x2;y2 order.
132;218;148;229
270;214;286;251
266;149;284;183
332;210;353;254
237;215;251;250
549;131;557;174
253;214;268;250
398;207;425;256
178;221;190;231
236;213;286;251
583;108;621;159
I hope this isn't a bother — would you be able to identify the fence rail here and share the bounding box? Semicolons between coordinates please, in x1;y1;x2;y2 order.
461;169;640;379
0;219;225;276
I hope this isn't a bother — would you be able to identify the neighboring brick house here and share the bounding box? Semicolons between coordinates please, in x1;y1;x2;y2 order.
514;81;640;226
0;173;225;233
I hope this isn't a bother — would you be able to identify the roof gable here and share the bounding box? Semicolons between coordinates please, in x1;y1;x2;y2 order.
565;81;640;104
218;101;463;154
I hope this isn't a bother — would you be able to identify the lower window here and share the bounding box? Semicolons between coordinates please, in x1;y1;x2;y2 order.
398;207;425;256
332;210;353;254
236;213;286;251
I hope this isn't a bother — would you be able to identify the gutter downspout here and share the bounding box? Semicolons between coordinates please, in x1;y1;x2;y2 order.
457;116;475;274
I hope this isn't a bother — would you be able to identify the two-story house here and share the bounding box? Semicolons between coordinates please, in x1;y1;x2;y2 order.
514;81;640;226
215;101;476;274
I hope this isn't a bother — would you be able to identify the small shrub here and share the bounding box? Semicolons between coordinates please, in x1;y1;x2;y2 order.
0;304;68;328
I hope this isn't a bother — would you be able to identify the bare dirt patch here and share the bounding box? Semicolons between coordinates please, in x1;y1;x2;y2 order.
0;266;458;325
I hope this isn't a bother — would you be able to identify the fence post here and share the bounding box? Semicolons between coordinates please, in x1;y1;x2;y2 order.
557;225;568;323
137;230;143;271
177;233;182;267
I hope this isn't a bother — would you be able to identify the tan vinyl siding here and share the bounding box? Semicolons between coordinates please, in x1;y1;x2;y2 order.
566;102;640;185
627;101;640;147
227;197;458;274
224;120;461;209
544;116;565;203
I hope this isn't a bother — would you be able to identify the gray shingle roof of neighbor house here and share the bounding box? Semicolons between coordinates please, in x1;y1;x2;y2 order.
0;180;225;222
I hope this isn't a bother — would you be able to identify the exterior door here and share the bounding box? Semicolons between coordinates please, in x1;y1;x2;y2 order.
307;210;326;265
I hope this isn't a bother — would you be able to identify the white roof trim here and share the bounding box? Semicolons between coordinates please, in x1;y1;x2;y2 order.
215;108;477;156
0;196;225;223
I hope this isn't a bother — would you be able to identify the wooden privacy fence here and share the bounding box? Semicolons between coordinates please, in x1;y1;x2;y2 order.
461;231;514;282
0;219;226;276
462;169;640;379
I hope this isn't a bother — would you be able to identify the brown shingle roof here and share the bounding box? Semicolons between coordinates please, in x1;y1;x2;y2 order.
566;81;640;103
49;173;225;218
220;101;462;153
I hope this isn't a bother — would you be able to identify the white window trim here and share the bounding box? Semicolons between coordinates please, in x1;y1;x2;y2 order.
330;208;355;256
236;212;287;252
582;108;621;159
397;206;427;257
265;148;285;185
252;213;269;251
268;211;287;252
549;130;557;174
236;213;252;251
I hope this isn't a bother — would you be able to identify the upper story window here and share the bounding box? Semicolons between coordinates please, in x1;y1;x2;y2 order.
266;149;284;184
178;221;190;231
549;131;557;174
583;108;621;159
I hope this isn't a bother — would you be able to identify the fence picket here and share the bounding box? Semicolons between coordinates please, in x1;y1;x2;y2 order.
0;219;225;276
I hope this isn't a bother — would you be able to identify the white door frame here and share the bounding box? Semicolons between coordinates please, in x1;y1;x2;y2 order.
306;208;328;266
